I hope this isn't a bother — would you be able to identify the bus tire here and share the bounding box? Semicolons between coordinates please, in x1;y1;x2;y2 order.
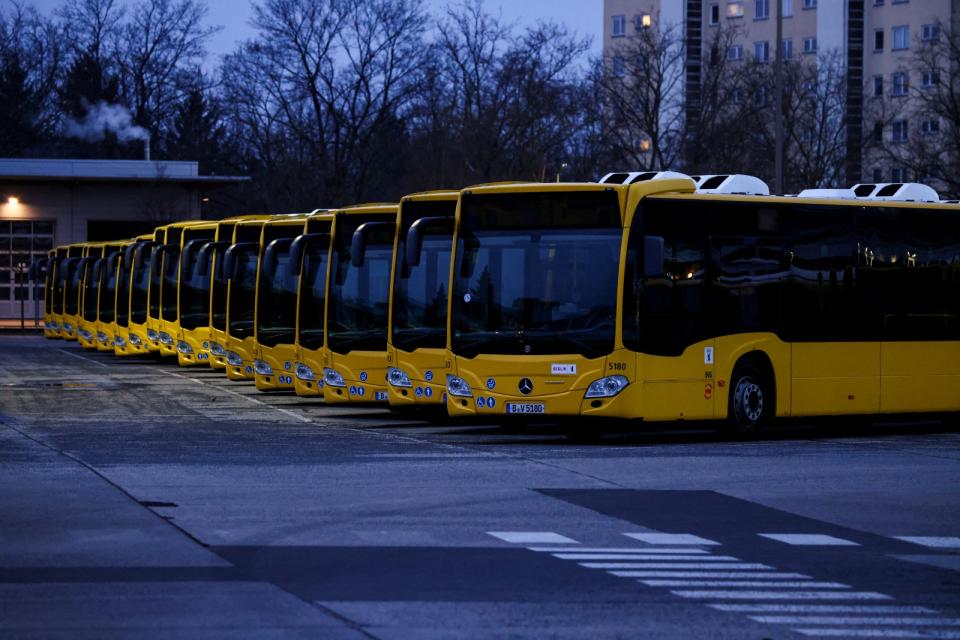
727;360;773;436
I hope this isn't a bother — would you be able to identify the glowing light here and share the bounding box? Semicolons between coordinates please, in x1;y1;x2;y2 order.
642;14;652;27
7;196;19;205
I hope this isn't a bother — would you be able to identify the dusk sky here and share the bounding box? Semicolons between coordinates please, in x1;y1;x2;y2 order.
25;0;603;64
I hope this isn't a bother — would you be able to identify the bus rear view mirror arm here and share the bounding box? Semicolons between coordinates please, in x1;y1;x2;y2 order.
405;217;454;268
133;241;158;270
289;233;330;276
196;241;230;278
351;222;395;268
222;242;258;281
262;238;294;278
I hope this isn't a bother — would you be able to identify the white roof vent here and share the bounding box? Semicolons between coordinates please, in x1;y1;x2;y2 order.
798;188;858;199
599;170;692;184
851;182;940;202
695;174;770;195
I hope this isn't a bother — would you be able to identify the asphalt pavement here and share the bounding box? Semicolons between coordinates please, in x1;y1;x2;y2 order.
1;335;958;639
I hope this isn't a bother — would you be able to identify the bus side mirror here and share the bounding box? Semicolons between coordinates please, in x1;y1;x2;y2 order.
180;239;208;277
221;242;257;280
123;244;138;270
405;216;453;268
350;222;395;268
644;236;665;278
134;241;157;269
262;238;293;279
197;241;228;277
92;259;104;282
289;233;329;276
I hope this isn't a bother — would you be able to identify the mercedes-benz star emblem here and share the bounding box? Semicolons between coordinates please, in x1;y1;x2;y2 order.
518;378;534;395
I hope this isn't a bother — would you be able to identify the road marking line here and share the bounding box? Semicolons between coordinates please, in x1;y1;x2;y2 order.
625;533;720;546
58;348;109;368
751;616;960;626
157;369;313;423
793;629;960;638
581;569;809;578
608;563;772;572
528;547;710;554
712;605;938;614
552;553;740;561
759;533;860;546
895;536;960;549
487;531;578;544
711;605;938;614
673;590;892;600
643;580;849;588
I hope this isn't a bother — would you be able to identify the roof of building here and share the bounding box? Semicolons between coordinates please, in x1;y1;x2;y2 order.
0;158;249;185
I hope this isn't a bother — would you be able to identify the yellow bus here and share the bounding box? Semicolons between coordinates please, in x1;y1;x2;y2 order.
290;212;335;396
46;245;80;338
59;244;87;341
320;204;398;404
93;242;125;352
127;234;160;353
175;222;218;365
222;218;269;380
152;222;208;357
252;214;312;391
444;179;960;435
114;235;153;357
385;191;458;409
76;243;105;349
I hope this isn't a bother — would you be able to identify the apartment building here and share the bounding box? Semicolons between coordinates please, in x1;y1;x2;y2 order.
603;0;956;187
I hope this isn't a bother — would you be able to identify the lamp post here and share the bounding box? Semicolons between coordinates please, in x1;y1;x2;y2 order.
14;261;26;333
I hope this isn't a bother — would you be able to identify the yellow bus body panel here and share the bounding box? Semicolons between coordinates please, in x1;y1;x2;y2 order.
324;350;388;403
293;344;324;397
386;346;449;407
255;342;298;391
880;341;960;413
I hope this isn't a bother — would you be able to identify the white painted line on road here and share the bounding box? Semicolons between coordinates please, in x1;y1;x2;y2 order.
58;348;109;367
157;369;313;423
582;569;809;578
643;580;849;588
673;590;892;600
793;629;960;638
625;533;720;546
751;616;960;626
711;605;938;614
553;553;740;561
528;547;710;554
759;533;860;546
895;537;960;549
487;531;578;544
608;563;772;572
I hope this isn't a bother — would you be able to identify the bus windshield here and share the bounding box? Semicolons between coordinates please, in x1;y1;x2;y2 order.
257;239;298;347
82;259;100;322
131;245;153;325
297;237;331;352
451;191;622;359
99;258;118;324
328;215;395;353
53;261;66;314
115;252;131;328
228;249;258;339
179;238;214;331
161;247;181;322
64;260;81;316
392;201;456;352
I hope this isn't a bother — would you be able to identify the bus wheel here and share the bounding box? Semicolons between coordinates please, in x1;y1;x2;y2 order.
727;362;772;436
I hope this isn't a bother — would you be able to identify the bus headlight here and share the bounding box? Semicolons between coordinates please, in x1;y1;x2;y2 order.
585;375;629;398
254;359;273;375
209;341;225;356
96;331;108;343
446;374;473;398
114;335;127;348
63;323;73;333
158;331;173;345
128;333;141;346
78;329;92;341
295;362;315;381
387;367;412;387
46;320;58;330
147;329;159;342
226;351;243;366
177;340;193;354
323;367;346;387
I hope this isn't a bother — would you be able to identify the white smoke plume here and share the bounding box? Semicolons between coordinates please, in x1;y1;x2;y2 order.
63;101;149;143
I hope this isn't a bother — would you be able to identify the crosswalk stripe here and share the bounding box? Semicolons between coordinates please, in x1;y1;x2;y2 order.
528;547;710;554
673;590;892;600
759;533;860;546
894;536;960;549
487;531;578;544
710;605;938;614
625;533;720;546
552;553;740;561
642;580;849;588
608;563;772;572
793;629;960;638
582;569;809;578
751;616;960;626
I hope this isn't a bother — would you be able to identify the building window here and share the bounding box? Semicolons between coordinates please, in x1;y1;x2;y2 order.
731;87;744;103
891;167;907;181
612;15;626;37
612;55;625;77
803;37;817;53
891;0;908;4
873;122;883;143
892;72;909;96
922;70;940;87
782;0;793;17
728;44;744;60
710;4;720;24
874;30;884;51
754;85;769;106
782;38;793;60
0;220;55;305
756;0;769;19
892;26;909;50
755;41;770;62
874;0;884;5
892;120;908;143
873;75;883;96
921;118;940;134
872;168;884;182
803;0;816;8
727;2;745;18
922;24;940;41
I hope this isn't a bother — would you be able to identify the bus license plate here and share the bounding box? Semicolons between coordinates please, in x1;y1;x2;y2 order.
506;403;545;414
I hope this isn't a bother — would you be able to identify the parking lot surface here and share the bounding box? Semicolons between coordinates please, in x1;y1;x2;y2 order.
1;335;959;639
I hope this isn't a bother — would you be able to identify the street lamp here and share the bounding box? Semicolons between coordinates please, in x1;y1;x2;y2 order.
556;162;569;183
7;196;19;205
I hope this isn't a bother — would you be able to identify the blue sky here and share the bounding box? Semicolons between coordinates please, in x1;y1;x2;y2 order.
25;0;602;63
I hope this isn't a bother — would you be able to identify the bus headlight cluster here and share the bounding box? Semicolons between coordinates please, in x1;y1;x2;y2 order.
584;375;629;398
177;340;193;354
226;351;243;366
62;323;73;334
158;331;173;345
78;329;92;341
387;367;412;388
128;333;141;346
446;374;473;398
146;329;159;342
114;335;127;348
323;367;345;387
209;342;225;356
254;359;273;375
295;362;315;381
46;320;59;330
97;331;108;343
